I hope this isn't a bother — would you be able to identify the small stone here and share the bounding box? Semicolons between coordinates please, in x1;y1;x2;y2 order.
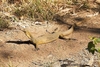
51;61;61;67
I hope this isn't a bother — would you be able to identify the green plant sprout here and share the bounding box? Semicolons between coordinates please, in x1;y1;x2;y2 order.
87;37;100;54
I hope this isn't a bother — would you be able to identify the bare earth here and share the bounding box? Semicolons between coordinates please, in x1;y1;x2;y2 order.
0;10;100;67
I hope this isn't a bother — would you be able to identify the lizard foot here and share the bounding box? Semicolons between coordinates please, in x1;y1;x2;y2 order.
34;48;40;51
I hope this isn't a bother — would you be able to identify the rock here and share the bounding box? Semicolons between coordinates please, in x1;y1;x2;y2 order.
96;0;100;3
87;56;94;66
51;61;61;67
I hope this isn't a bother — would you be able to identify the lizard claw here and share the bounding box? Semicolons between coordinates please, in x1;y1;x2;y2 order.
34;48;40;51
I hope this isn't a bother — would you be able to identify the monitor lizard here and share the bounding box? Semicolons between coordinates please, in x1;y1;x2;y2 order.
22;26;73;50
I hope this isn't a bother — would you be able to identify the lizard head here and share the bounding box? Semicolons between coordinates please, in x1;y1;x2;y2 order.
21;29;32;39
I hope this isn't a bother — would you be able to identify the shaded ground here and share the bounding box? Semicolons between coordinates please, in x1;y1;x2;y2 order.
0;6;100;67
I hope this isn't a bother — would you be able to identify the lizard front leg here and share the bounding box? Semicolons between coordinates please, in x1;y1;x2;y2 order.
34;44;40;51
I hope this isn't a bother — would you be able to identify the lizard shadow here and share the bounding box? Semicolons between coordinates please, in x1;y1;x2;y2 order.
6;40;37;48
74;26;100;34
59;37;77;41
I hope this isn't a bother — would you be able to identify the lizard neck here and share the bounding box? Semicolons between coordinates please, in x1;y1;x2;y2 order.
24;30;36;42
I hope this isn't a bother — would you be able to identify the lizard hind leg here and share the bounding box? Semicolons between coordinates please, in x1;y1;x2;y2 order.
59;34;72;40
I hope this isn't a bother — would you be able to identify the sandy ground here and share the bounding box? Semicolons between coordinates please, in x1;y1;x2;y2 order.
0;6;100;67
